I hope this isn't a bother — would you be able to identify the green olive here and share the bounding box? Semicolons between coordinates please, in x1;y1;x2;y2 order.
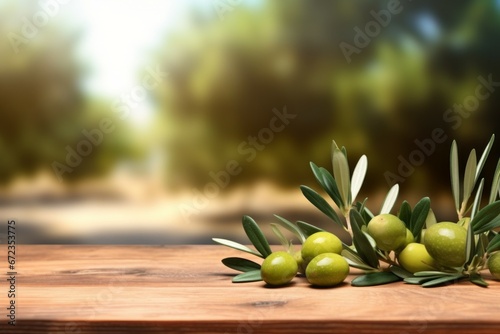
301;231;343;267
260;251;298;286
305;253;349;287
487;252;500;280
424;222;466;267
367;214;407;252
398;242;437;273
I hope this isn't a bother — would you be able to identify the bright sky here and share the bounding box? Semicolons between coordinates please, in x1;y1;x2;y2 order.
73;0;203;125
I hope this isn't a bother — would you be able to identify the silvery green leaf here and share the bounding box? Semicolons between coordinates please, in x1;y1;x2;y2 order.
390;265;413;279
486;232;500;253
350;210;380;269
222;257;261;272
300;185;344;228
242;215;272;258
380;184;399;214
351;272;400;286
474;214;500;234
212;238;263;258
475;134;495;183
332;146;351;209
410;197;431;242
470;201;500;234
489;158;500;204
465;219;476;265
342;250;377;271
273;214;306;243
414;270;460;276
232;270;262;283
421;274;464;287
470;178;484;220
450;140;460;212
398;200;412;228
310;162;343;209
296;221;324;238
404;275;442;285
462;149;477;210
351;155;367;204
425;208;437;229
469;273;489;287
270;223;291;249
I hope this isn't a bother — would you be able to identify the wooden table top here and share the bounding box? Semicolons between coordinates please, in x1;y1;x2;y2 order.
1;245;500;333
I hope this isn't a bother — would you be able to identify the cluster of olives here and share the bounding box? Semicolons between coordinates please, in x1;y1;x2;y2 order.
368;213;500;277
260;213;500;286
261;231;348;287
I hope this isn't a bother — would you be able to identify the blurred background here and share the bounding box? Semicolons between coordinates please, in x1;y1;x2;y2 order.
1;0;500;244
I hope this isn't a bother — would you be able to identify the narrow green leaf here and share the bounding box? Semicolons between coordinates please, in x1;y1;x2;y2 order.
469;274;489;288
232;270;262;283
270;224;291;249
273;215;306;243
300;185;344;228
450;140;460;212
380;184;399;214
465;218;476;265
410;197;431;242
398;200;412;228
471;178;484;220
332;147;351;208
470;201;500;234
404;275;443;285
475;134;495;183
390;265;413;279
474;215;500;234
425;208;437;229
350;210;380;269
296;221;324;238
421;274;464;287
489;158;500;204
462;149;477;209
486;233;500;253
351;272;400;286
242;216;272;258
414;271;460;277
310;162;343;209
222;257;261;272
212;238;263;258
342;250;377;271
351;155;367;204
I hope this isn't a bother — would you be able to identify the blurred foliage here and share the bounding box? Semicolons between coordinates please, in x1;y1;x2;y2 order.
0;2;141;184
155;0;500;196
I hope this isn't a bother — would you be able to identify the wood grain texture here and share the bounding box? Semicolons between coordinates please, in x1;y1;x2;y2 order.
1;245;499;333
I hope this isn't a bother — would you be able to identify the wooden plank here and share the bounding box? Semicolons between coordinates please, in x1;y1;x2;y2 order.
1;245;499;333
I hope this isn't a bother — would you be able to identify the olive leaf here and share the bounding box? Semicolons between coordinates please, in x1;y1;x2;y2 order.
421;274;464;287
222;257;261;272
270;223;292;250
273;214;306;243
470;178;484;220
450;140;460;213
242;215;273;258
389;265;412;279
410;197;431;243
475;134;495;184
470;201;500;234
351;271;401;287
332;145;351;211
232;270;262;283
486;232;500;253
310;162;343;209
462;149;477;213
300;185;344;228
380;184;399;214
489;158;500;204
465;220;476;265
296;221;324;238
212;238;263;258
351;155;368;204
469;273;489;287
404;275;443;285
342;249;378;271
350;210;380;269
398;200;412;228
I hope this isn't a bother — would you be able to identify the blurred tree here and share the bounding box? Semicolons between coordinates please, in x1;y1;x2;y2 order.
154;0;500;198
